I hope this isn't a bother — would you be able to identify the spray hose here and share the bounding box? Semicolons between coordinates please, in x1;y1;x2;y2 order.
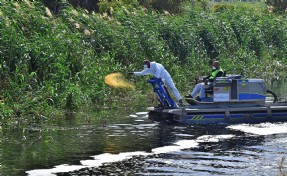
267;89;278;103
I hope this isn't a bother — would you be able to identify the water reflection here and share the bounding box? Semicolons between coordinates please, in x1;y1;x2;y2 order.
2;112;287;176
56;122;287;176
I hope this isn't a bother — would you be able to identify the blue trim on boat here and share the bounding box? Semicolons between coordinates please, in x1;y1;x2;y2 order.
187;113;287;121
187;114;224;120
203;115;224;119
230;114;244;118
238;93;265;100
272;113;287;117
253;113;267;118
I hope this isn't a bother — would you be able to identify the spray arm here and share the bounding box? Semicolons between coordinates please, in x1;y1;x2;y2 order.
147;78;176;109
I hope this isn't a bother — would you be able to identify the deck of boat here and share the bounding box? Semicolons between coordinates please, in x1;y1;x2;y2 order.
147;102;287;124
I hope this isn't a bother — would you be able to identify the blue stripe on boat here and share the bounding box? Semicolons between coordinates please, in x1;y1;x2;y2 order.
238;93;265;100
253;113;267;118
272;113;287;117
229;114;244;118
187;113;287;121
204;115;225;119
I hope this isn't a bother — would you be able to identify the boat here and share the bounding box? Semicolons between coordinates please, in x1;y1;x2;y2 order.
146;76;287;124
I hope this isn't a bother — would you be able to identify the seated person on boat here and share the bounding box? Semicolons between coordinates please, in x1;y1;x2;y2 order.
186;60;224;101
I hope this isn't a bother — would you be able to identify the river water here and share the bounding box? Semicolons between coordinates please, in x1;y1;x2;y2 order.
2;110;287;176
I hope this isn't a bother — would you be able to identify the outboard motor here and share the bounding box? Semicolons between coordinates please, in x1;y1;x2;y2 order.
147;78;176;109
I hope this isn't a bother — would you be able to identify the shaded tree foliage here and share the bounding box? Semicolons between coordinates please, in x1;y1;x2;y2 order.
141;0;185;13
40;0;100;13
265;0;287;13
37;0;184;14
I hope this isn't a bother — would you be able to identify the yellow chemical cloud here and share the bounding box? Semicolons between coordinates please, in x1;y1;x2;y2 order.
104;73;135;90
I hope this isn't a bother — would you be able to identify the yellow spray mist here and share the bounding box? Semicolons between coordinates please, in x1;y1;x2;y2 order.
104;73;135;90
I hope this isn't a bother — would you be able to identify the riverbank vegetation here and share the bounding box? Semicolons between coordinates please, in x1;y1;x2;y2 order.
1;0;287;126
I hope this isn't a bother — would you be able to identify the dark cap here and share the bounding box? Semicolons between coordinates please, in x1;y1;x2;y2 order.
143;60;150;65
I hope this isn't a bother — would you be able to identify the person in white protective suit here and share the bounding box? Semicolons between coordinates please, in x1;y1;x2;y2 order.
130;60;183;106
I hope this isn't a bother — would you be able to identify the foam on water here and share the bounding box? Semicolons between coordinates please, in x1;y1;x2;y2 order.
197;135;235;142
228;122;287;135
136;112;149;115
140;138;200;154
26;134;235;176
26;165;87;176
26;152;150;176
81;152;150;166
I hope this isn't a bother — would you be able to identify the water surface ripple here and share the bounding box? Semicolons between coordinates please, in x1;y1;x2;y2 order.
4;113;287;176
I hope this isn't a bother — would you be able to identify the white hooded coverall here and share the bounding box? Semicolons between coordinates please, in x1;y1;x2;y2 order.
133;61;182;101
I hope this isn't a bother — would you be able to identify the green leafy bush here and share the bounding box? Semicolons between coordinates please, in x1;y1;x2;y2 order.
149;0;185;14
212;3;234;12
98;0;139;14
1;1;287;123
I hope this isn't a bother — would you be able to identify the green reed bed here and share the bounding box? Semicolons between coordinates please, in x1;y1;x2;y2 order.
0;1;287;126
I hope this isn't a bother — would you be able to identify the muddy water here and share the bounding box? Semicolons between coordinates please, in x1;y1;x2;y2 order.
2;112;287;176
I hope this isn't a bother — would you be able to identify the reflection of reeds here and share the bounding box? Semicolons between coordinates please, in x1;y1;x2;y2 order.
279;157;287;176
